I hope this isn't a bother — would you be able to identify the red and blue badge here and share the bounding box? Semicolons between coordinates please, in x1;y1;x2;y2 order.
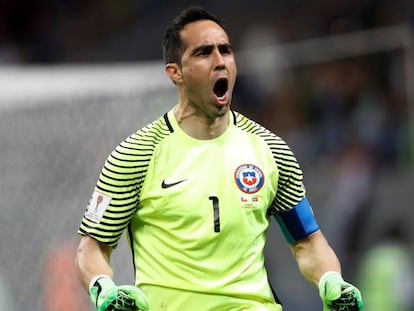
234;164;265;194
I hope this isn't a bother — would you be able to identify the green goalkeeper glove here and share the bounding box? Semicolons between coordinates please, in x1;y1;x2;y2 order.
89;275;149;311
319;271;363;311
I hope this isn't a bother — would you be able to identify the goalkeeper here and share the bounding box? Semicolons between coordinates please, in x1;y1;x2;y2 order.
75;6;362;311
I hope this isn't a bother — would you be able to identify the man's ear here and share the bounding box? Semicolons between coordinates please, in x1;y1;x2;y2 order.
165;63;182;84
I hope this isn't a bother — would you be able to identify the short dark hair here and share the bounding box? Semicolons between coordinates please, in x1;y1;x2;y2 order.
162;7;226;65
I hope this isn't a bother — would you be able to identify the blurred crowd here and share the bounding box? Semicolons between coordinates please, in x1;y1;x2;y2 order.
2;0;410;162
0;0;413;63
1;0;412;167
1;1;414;310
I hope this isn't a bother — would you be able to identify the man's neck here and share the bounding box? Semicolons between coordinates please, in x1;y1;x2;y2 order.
174;104;230;140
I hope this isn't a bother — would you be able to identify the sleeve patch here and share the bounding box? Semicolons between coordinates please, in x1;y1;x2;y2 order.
85;191;112;223
274;197;319;243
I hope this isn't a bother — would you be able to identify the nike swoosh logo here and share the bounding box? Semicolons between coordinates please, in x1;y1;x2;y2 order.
161;179;187;189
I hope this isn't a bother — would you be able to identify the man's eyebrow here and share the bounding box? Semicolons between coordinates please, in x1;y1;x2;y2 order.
190;43;233;56
190;44;213;56
219;43;233;51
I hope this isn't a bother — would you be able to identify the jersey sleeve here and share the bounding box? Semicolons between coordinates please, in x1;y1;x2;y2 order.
263;131;319;242
265;134;306;214
77;138;145;247
77;117;167;247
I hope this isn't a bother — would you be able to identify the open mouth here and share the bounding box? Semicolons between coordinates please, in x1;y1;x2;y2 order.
213;78;228;98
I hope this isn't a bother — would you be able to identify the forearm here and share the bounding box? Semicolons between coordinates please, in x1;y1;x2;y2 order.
75;235;114;292
290;230;341;287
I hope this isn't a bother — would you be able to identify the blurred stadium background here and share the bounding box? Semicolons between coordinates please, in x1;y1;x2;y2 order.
1;1;414;310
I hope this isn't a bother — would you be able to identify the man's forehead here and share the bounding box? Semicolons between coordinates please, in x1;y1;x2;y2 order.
181;20;229;46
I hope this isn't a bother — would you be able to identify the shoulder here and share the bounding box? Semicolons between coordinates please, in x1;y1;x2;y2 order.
120;113;172;149
232;110;289;149
106;113;173;167
132;113;173;142
232;110;301;170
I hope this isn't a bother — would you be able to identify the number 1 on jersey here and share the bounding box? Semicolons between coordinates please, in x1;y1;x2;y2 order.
209;196;220;232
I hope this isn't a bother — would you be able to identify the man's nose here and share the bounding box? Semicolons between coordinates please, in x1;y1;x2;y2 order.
213;50;225;70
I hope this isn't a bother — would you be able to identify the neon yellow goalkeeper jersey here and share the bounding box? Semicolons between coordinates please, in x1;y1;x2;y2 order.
78;108;306;311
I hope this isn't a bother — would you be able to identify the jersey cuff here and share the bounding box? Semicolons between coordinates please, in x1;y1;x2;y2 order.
274;197;319;243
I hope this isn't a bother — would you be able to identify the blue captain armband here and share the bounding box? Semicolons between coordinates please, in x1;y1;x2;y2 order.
274;197;319;243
